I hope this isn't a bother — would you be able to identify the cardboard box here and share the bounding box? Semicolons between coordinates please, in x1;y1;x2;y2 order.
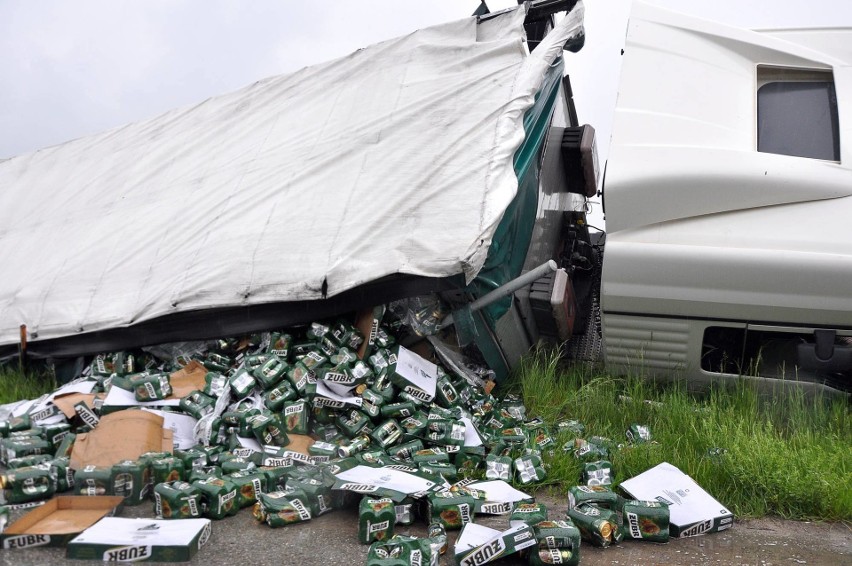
67;517;211;562
454;523;536;566
1;496;125;549
619;462;734;537
70;410;173;469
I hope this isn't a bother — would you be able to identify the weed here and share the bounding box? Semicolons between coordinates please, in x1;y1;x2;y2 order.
502;349;851;521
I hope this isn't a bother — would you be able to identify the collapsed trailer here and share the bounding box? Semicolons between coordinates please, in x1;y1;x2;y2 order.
0;1;598;382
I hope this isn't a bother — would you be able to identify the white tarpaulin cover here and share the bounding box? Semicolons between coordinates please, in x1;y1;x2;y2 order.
0;4;583;347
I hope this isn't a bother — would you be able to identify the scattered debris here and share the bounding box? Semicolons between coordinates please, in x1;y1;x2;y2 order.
0;306;731;562
620;462;734;537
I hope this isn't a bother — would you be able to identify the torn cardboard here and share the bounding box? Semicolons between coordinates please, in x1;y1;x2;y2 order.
167;360;208;398
1;496;124;549
142;409;198;450
102;360;208;410
619;462;734;537
70;411;173;469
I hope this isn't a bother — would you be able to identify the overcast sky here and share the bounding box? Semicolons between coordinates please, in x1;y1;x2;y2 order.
2;0;851;160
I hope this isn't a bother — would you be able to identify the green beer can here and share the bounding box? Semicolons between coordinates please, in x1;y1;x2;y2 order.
228;470;267;508
42;423;71;450
286;362;315;396
250;412;289;447
336;409;371;439
229;368;257;399
567;503;624;548
308;441;338;464
74;465;112;496
268;332;292;358
262;382;297;412
255;490;312;527
581;460;613;487
204;372;230;398
380;402;416;420
111;459;146;505
154;481;203;519
567;485;620;510
179;390;216;419
360;388;385;419
394;497;416;526
1;466;55;503
485;452;512;481
130;372;172;402
220;457;256;475
427;490;474;530
531;519;581;551
252;356;289;390
620;499;670;543
287;476;333;517
387;439;423;462
510;502;548;527
282;400;309;435
6;454;52;469
370;419;403;449
193;476;239;520
412;447;449;464
151;457;185;485
338;435;371;458
54;432;76;459
359;497;396;544
626;424;652;444
398;413;427;438
38;457;74;493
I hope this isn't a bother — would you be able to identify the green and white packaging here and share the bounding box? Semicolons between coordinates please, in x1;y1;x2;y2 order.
66;517;211;562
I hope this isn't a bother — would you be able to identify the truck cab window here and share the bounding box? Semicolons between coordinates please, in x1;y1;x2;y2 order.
757;67;839;161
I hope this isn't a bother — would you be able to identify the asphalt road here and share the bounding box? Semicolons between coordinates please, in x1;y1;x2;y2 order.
1;491;849;565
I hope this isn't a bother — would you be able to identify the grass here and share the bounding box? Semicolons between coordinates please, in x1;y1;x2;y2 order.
0;364;57;406
502;348;851;522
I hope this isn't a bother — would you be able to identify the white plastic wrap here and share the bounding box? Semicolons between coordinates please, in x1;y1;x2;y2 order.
0;4;584;347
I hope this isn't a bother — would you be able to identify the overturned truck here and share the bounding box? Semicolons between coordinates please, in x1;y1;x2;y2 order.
1;0;850;394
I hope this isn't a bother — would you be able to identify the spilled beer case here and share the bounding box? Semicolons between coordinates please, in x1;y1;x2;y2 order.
619;462;734;537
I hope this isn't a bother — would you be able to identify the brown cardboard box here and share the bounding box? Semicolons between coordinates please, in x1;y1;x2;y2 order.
70;411;173;469
1;496;124;549
167;360;208;399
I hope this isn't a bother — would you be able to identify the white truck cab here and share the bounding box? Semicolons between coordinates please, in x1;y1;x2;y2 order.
600;2;852;392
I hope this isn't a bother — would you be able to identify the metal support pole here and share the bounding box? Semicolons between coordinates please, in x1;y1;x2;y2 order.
440;260;558;329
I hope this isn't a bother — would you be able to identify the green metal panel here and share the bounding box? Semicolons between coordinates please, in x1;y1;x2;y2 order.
467;58;565;381
468;58;565;327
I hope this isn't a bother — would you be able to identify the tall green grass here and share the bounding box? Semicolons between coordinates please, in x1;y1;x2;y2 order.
503;349;851;521
0;365;57;405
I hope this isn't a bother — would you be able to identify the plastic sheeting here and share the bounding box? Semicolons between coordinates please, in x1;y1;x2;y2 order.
0;3;584;348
